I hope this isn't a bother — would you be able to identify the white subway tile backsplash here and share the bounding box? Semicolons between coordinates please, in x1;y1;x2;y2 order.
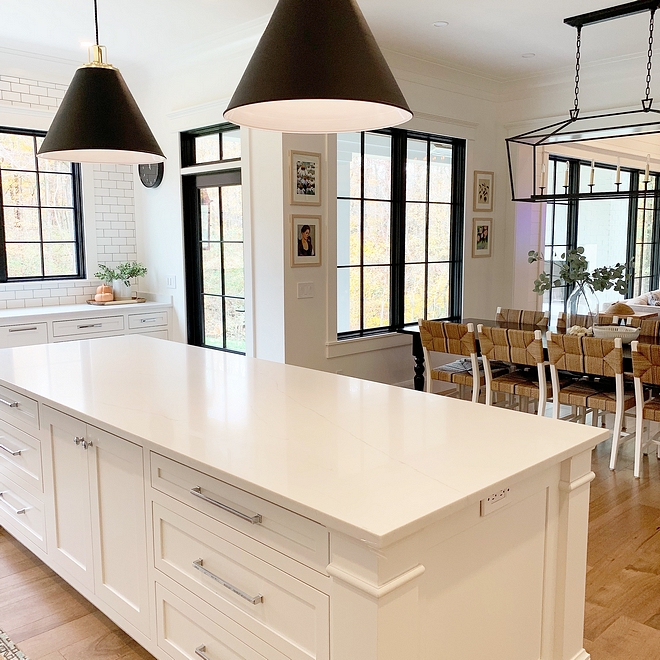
15;291;34;299
6;300;25;309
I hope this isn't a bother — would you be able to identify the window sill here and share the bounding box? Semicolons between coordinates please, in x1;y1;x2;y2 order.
326;332;411;358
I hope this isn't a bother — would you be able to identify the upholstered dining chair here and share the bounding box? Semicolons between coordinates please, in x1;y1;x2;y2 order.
547;332;633;449
628;341;660;478
418;320;482;402
495;307;549;327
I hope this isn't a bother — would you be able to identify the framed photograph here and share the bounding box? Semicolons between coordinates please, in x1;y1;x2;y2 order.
472;218;492;258
291;215;322;267
473;170;494;212
290;151;321;206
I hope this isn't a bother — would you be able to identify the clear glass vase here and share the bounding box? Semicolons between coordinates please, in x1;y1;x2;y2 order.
567;283;599;328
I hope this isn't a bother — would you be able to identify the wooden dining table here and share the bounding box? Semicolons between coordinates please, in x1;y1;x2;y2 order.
399;317;660;392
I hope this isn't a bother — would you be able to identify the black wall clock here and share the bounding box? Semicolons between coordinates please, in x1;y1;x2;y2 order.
138;163;164;188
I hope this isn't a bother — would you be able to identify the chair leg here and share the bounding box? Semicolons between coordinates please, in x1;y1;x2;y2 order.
610;407;625;471
634;415;644;478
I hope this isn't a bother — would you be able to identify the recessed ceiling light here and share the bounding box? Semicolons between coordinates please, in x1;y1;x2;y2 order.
522;52;536;58
433;21;449;28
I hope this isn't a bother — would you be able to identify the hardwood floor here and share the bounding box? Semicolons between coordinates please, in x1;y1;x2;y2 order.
0;436;658;659
0;530;154;660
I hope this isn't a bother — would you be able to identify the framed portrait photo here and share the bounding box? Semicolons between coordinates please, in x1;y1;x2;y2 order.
290;151;321;206
473;170;494;212
292;215;322;267
472;218;492;258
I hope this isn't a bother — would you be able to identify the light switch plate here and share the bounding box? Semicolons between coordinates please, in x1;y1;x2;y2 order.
166;275;176;289
297;282;314;299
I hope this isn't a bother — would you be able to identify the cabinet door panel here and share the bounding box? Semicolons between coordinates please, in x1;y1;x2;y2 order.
88;425;150;636
43;406;93;590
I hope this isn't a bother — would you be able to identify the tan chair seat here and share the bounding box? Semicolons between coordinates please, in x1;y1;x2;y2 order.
490;369;538;395
431;358;508;386
558;378;635;413
642;398;660;421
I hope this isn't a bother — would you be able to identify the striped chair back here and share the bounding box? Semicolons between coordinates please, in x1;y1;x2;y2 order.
496;307;549;327
477;325;510;362
508;329;544;367
547;332;622;376
418;320;476;357
631;341;660;385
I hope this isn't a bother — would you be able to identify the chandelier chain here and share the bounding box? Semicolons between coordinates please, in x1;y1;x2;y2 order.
573;27;582;116
645;9;655;102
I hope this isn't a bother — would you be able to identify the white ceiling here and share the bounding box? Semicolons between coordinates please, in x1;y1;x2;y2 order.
0;0;655;81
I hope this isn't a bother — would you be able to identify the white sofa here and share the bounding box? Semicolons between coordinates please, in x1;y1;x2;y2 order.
621;290;660;315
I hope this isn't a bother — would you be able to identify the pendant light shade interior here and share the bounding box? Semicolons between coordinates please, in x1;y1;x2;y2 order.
224;0;412;133
38;6;164;164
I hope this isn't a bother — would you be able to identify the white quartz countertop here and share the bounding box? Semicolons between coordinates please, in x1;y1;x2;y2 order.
0;300;171;322
0;335;607;545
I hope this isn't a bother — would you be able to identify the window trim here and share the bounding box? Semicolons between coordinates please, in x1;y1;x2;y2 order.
0;125;85;283
180;123;241;169
337;128;465;340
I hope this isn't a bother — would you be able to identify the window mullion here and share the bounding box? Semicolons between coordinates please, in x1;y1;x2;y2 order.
390;129;405;330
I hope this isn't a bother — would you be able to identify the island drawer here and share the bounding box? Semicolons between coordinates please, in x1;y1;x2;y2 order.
0;473;45;551
154;502;329;660
0;323;48;348
128;310;168;329
0;384;39;430
156;583;289;660
151;453;328;573
52;315;124;338
0;419;42;493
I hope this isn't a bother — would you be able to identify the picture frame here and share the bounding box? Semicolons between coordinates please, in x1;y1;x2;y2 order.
473;170;494;212
291;214;322;267
290;151;322;206
472;217;492;258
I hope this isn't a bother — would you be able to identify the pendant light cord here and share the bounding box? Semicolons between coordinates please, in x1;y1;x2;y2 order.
571;27;582;120
94;0;99;45
644;9;656;109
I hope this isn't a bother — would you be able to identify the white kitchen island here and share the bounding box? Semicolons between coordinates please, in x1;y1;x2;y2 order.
0;335;607;660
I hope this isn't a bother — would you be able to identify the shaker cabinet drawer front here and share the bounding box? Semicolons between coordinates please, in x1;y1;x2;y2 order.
0;420;42;493
151;453;328;573
0;323;48;348
154;504;329;660
0;474;45;551
0;384;39;430
156;583;289;660
128;311;168;329
52;315;124;338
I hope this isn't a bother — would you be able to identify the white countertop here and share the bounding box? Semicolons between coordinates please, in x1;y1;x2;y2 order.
0;300;171;323
0;335;607;545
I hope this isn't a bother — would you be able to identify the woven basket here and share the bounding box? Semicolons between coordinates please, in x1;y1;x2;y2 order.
592;324;640;343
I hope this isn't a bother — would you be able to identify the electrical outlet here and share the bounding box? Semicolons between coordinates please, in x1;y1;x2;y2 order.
480;487;511;516
297;282;314;299
166;275;176;289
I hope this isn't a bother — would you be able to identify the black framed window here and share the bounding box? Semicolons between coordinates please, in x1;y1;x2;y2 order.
182;124;245;354
181;124;241;168
337;129;465;338
543;156;659;321
0;127;84;281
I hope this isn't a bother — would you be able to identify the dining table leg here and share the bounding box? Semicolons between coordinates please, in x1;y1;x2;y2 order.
412;332;425;391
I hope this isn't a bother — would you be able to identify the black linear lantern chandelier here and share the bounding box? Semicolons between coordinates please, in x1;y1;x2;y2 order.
38;0;165;164
223;0;413;133
506;0;660;203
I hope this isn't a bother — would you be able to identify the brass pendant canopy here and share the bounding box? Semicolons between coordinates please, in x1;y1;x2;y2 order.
224;0;413;133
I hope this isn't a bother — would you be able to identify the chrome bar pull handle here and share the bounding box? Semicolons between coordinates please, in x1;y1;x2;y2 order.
0;442;23;456
77;323;102;329
0;398;19;408
189;486;262;525
192;559;263;605
140;318;157;323
8;326;38;333
194;646;211;660
0;491;27;515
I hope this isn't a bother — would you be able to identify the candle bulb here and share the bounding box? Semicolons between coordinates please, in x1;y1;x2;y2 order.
615;157;621;185
645;154;651;182
590;160;595;186
540;161;546;189
564;161;570;188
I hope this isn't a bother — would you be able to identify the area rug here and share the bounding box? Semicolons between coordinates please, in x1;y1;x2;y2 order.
0;631;28;660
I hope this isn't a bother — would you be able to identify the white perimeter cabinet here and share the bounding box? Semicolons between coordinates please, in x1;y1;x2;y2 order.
0;337;607;660
42;406;151;637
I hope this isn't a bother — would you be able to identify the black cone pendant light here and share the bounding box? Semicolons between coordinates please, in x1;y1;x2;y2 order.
38;0;164;164
224;0;413;133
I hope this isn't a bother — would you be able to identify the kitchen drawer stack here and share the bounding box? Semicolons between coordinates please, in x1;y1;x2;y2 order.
0;382;332;660
0;303;171;348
